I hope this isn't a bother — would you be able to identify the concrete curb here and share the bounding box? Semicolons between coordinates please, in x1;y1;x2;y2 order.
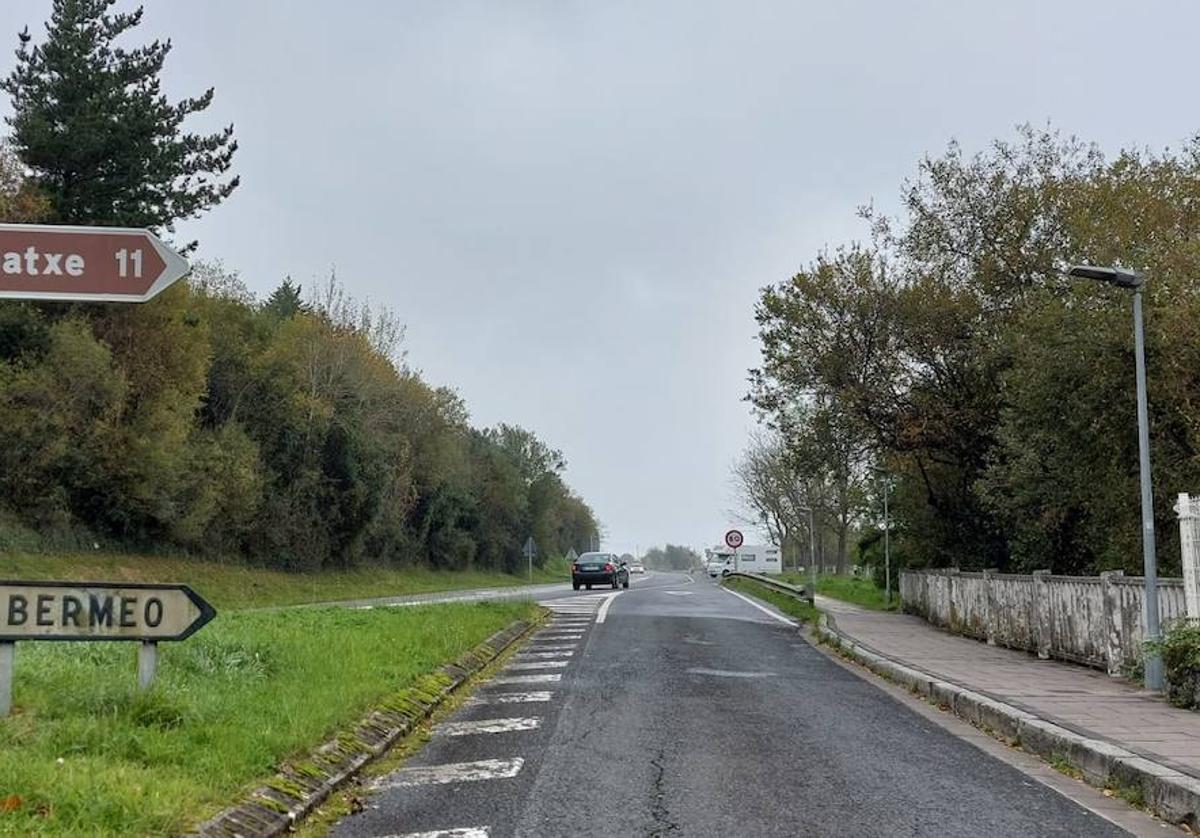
192;615;542;837
817;613;1200;828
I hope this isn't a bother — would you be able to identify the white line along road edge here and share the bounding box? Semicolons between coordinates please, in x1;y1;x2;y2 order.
722;587;797;627
595;591;622;624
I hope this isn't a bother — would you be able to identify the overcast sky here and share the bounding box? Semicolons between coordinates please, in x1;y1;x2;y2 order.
2;1;1198;557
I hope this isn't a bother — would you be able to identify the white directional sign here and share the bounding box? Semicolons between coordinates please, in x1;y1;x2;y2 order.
0;580;215;641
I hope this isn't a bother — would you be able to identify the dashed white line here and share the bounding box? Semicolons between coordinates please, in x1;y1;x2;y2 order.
436;717;541;736
506;660;568;670
490;673;562;685
595;591;621;624
374;758;524;789
515;651;574;659
383;828;489;838
466;691;553;705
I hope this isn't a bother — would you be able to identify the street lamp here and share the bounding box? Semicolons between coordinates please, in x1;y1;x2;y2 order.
798;505;817;604
1067;264;1162;691
871;466;892;608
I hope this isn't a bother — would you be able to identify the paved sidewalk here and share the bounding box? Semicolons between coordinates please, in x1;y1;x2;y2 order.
817;595;1200;779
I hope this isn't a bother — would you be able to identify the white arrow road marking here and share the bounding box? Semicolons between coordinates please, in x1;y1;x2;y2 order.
383;829;490;838
595;591;621;624
490;673;562;685
436;717;542;736
465;691;554;706
506;660;568;670
374;758;524;789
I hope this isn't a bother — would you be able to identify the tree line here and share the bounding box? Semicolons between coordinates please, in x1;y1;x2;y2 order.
746;126;1200;578
642;544;700;571
0;0;598;572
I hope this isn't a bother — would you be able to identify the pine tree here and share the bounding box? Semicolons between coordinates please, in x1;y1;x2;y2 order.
2;0;238;234
264;278;306;319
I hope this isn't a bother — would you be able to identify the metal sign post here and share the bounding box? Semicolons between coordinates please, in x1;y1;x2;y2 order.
523;537;537;583
0;642;12;717
0;580;216;715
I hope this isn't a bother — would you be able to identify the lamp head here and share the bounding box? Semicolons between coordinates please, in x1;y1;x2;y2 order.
1067;264;1144;289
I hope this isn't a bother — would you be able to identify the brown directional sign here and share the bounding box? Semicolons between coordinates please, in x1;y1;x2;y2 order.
0;223;190;302
0;581;216;641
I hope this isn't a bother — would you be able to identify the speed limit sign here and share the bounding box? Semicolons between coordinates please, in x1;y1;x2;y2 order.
724;529;744;549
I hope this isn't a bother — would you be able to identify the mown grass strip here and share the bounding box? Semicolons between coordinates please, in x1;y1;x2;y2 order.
0;551;568;611
722;576;819;623
0;599;539;835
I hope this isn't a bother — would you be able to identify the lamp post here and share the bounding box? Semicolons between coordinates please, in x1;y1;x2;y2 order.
798;505;817;603
1067;264;1162;691
871;467;892;607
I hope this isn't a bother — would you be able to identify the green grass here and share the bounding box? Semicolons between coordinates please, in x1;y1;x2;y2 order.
723;576;819;623
0;599;539;835
0;550;568;611
780;573;897;611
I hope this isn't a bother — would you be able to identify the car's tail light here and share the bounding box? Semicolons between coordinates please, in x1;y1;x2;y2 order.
604;563;614;572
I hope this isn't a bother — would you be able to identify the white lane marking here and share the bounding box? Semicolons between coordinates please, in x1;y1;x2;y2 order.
383;828;490;838
537;633;584;640
524;644;576;653
491;673;562;685
515;651;574;659
466;691;553;705
664;591;694;597
375;758;524;789
506;660;568;670
595;591;622;624
436;717;541;736
722;587;797;626
687;667;777;678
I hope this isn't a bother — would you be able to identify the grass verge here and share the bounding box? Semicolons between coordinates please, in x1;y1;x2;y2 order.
0;599;539;835
723;576;819;623
0;550;568;611
780;573;897;611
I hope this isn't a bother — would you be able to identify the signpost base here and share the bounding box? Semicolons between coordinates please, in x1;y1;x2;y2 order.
138;641;158;691
0;641;13;717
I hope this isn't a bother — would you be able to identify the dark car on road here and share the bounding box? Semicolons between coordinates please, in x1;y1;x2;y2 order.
572;552;630;590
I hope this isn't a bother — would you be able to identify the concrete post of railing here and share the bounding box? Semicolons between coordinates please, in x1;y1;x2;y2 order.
945;567;960;632
1033;570;1052;660
982;569;998;646
1100;570;1125;677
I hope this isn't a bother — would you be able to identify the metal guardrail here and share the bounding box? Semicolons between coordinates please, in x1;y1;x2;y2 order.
723;571;811;601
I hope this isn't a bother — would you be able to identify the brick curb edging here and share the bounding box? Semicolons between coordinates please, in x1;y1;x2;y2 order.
817;613;1200;828
191;616;541;837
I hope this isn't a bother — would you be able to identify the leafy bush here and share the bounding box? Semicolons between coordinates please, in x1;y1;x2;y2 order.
1154;621;1200;708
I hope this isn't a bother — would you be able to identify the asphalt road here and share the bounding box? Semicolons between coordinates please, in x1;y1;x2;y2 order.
332;572;1134;837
